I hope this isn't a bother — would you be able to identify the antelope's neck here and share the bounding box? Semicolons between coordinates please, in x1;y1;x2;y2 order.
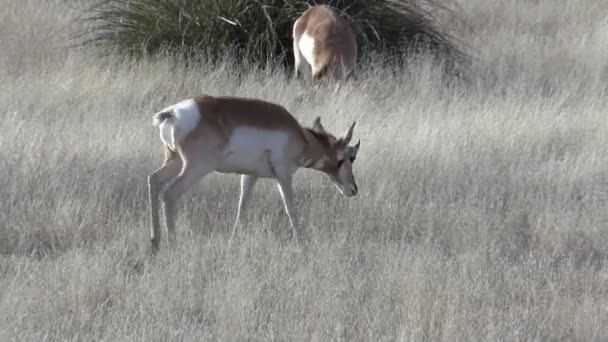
298;129;329;169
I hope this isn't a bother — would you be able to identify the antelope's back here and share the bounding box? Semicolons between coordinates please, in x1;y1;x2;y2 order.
194;95;306;141
293;6;357;70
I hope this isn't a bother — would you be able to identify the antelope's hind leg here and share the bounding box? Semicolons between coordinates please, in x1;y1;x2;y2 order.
148;156;182;252
293;38;304;80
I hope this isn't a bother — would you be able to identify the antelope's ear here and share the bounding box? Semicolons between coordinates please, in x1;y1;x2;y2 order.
312;116;326;133
340;121;356;146
353;140;360;155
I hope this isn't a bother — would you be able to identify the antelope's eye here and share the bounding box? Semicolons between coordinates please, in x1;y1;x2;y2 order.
337;159;345;168
350;156;356;163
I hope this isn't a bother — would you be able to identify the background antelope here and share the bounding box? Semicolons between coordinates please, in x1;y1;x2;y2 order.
292;5;358;81
148;95;360;251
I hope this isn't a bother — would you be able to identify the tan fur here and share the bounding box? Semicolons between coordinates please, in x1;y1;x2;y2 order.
186;96;309;160
293;5;357;81
148;95;360;252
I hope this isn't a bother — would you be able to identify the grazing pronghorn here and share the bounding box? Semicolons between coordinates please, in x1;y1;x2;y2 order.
148;95;360;251
292;5;357;81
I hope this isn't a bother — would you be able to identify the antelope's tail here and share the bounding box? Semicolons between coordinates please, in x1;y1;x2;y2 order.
152;111;173;127
152;99;201;150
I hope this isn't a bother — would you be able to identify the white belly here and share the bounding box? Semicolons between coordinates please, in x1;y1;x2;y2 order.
216;127;289;177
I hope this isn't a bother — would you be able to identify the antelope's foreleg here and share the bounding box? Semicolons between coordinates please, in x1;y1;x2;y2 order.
275;172;300;247
229;175;259;244
148;157;182;252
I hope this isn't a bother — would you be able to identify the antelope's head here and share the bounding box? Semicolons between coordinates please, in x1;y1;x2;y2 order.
311;117;360;197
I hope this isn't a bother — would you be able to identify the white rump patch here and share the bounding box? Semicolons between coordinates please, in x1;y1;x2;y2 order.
298;33;316;66
154;99;200;150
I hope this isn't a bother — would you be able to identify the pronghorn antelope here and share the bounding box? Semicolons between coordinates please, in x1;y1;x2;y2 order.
148;95;360;251
292;5;357;81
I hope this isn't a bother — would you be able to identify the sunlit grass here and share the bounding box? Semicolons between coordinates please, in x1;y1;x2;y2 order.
0;0;607;340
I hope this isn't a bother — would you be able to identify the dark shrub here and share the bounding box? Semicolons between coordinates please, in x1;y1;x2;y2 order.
77;0;469;72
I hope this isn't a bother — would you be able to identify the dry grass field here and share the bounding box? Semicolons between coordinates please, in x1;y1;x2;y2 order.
1;0;608;340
